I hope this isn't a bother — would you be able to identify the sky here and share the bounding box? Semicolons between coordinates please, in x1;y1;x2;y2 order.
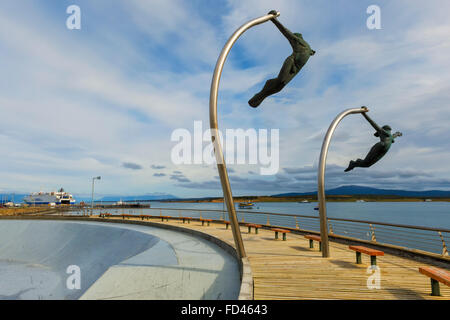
1;0;450;198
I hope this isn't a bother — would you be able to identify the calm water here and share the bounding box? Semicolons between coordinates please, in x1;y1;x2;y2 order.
145;201;450;229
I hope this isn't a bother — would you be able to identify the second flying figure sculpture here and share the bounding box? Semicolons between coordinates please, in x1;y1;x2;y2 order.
248;10;316;108
345;111;402;172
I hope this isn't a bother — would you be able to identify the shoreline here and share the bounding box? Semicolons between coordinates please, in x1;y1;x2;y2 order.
2;196;449;212
165;196;450;203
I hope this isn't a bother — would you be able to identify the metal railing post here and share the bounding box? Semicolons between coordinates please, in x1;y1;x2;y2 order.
438;232;448;256
370;224;377;242
209;11;280;259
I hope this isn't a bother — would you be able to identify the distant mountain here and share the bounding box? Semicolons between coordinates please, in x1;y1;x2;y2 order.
0;194;28;203
272;185;450;198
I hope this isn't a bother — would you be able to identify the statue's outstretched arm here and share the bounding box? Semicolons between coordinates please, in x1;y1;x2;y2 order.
362;112;383;133
270;17;297;48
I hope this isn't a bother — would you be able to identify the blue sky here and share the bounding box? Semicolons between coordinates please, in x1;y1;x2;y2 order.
1;0;450;198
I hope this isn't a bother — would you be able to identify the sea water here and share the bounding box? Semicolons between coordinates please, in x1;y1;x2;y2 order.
146;201;450;229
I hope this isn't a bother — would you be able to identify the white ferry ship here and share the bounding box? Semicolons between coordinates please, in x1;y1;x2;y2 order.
23;188;76;205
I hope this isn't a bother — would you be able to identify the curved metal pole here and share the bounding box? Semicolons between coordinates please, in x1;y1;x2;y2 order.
318;107;369;258
209;12;280;259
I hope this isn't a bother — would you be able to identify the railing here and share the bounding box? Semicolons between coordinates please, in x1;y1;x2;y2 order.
68;207;450;257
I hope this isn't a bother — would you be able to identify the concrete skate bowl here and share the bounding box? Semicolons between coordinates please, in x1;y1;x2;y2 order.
0;219;240;300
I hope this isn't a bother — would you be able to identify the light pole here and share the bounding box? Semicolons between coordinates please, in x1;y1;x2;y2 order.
209;11;280;260
91;176;101;216
317;106;368;257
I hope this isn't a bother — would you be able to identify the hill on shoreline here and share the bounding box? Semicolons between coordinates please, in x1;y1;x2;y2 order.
272;185;450;198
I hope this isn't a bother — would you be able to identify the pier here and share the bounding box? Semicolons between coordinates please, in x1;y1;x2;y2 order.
99;215;449;300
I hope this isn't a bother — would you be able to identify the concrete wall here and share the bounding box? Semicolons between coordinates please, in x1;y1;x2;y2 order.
0;219;241;300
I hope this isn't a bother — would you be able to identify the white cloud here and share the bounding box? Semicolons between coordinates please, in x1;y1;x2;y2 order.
1;1;450;197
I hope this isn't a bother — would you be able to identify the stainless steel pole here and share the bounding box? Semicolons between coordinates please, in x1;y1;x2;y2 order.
318;106;368;257
209;11;280;259
91;178;95;216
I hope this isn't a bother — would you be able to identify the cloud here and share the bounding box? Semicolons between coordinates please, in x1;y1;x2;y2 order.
122;162;143;170
153;173;166;177
170;175;191;183
179;180;221;190
284;166;315;174
170;171;191;183
151;165;166;169
177;164;445;193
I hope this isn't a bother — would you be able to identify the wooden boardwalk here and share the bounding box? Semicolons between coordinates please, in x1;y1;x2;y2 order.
101;216;450;300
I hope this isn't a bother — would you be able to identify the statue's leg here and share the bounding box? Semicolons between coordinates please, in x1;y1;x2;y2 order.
345;143;386;172
360;143;386;167
248;56;295;108
344;158;367;172
344;160;357;172
248;79;284;107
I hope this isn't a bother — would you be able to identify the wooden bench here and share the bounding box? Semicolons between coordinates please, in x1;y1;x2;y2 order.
246;223;262;234
99;213;111;218
182;217;193;224
304;235;322;251
160;215;171;222
120;214;134;219
419;266;450;296
349;245;384;266
271;228;290;241
223;221;230;229
199;218;212;226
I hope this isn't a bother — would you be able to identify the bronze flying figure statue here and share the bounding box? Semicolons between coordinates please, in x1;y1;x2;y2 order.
345;111;402;172
248;10;316;108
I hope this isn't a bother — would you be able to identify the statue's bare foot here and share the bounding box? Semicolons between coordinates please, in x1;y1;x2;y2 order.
248;93;265;108
344;161;355;172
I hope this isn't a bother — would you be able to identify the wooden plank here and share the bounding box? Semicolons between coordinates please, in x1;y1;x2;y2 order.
349;245;384;256
271;228;290;233
419;267;450;286
305;234;321;241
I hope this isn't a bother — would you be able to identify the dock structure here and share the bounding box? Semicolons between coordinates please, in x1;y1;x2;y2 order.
101;215;450;300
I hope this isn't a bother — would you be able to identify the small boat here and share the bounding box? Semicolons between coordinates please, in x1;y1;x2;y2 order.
238;202;254;209
298;200;309;203
356;200;366;203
